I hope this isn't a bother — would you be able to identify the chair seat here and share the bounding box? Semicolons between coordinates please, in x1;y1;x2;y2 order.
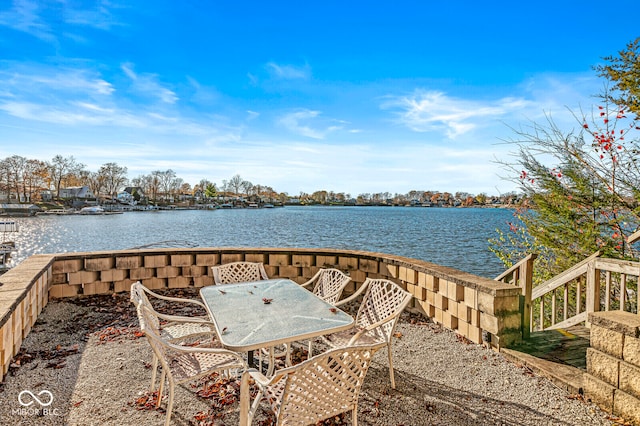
322;327;386;348
168;351;244;382
160;321;217;342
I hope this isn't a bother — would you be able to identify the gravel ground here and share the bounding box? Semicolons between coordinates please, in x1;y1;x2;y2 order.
0;290;624;426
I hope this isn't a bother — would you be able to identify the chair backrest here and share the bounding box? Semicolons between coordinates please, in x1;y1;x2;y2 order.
131;282;161;330
355;278;412;342
136;304;185;378
211;261;269;284
130;281;149;307
271;345;378;425
135;298;161;335
312;268;351;305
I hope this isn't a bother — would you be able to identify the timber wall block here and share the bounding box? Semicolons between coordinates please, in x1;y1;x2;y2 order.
586;311;640;424
0;255;54;379
0;247;522;383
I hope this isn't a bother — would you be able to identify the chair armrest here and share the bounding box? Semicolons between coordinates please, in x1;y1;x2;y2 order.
246;368;274;387
152;310;212;324
334;279;371;307
300;269;323;289
142;285;208;310
346;318;393;346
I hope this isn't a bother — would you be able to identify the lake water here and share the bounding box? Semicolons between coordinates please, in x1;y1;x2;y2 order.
4;206;515;278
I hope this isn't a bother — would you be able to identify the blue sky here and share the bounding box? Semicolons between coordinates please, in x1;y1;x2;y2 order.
0;1;638;197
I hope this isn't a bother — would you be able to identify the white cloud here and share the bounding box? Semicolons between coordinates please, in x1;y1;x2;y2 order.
265;62;311;80
62;0;123;31
186;76;221;105
0;100;147;127
121;63;178;104
278;109;344;139
0;0;54;42
0;66;115;98
382;90;533;138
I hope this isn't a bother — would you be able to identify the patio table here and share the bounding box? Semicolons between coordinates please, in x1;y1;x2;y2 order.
199;278;354;370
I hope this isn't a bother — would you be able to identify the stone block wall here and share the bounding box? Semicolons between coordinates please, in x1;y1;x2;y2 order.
0;247;522;382
586;311;640;424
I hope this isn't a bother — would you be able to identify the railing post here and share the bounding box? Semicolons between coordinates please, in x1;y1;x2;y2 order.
519;254;536;339
585;260;601;327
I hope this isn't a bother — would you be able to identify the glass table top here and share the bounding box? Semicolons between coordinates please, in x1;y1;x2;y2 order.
200;278;354;351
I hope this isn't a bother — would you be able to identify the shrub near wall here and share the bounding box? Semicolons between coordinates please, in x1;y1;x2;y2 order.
0;248;522;382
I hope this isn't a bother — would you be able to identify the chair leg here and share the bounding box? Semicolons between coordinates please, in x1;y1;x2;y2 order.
387;343;396;389
266;346;276;377
239;372;250;426
156;369;166;408
352;406;358;426
164;382;175;426
284;343;292;367
149;355;159;391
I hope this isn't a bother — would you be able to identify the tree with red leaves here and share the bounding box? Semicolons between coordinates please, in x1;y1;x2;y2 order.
491;40;640;283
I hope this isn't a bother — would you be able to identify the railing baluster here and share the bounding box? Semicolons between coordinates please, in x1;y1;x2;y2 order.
563;282;569;321
551;289;557;326
621;274;627;312
539;296;545;330
605;271;611;311
576;277;582;315
637;277;639;315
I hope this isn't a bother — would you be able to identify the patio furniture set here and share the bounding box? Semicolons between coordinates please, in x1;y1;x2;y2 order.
130;261;412;425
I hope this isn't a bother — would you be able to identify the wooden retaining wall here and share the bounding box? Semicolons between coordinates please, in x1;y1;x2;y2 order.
0;248;522;382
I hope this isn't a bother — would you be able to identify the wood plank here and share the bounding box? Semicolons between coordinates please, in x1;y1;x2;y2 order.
546;312;588;330
594;258;640;276
532;251;600;299
627;229;640;244
494;253;536;282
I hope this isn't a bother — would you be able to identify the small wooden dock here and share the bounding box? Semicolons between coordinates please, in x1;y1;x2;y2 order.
501;325;590;395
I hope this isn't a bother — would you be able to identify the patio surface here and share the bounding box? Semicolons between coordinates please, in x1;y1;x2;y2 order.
0;289;624;426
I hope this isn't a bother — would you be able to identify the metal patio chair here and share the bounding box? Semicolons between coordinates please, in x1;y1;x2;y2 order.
137;304;247;426
131;281;215;391
315;278;412;389
282;268;353;359
240;345;380;426
211;261;269;284
301;267;352;305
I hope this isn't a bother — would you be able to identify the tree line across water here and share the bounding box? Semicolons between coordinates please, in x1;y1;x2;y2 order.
0;154;519;207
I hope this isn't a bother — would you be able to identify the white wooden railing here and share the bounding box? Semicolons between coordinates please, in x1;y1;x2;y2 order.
498;230;640;332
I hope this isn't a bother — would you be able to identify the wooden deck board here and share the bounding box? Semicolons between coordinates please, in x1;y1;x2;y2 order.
507;325;590;370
